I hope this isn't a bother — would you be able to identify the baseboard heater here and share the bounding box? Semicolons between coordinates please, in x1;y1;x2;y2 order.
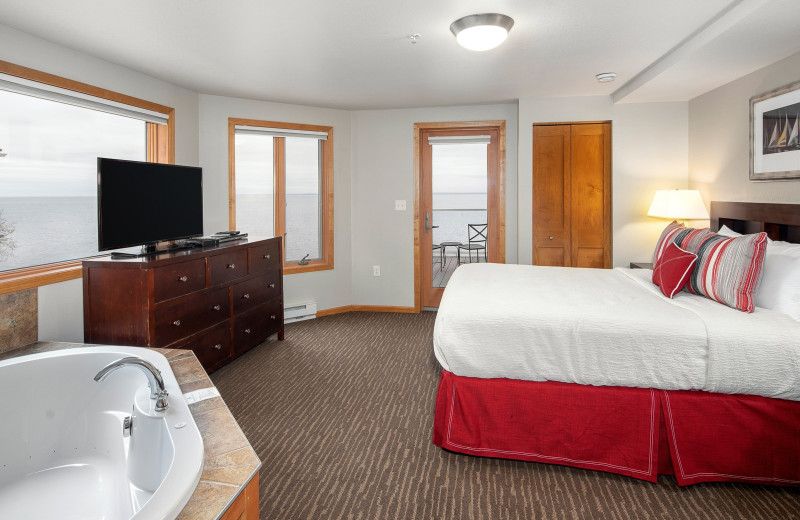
284;300;317;324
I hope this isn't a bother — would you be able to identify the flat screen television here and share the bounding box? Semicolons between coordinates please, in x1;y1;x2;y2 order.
97;158;203;252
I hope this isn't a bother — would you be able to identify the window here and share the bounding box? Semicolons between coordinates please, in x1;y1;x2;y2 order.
0;60;174;294
229;118;333;274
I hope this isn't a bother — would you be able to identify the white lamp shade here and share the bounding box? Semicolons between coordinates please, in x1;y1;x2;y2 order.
647;190;709;220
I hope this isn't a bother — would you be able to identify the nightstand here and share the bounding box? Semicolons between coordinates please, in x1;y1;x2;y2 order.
629;262;654;269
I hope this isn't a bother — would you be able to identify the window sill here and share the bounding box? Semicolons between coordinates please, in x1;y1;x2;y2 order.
284;259;334;275
0;259;86;295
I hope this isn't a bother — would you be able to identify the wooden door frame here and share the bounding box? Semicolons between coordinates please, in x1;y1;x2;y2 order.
413;120;506;311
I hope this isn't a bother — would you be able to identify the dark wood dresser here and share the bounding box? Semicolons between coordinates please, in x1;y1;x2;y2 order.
82;236;283;372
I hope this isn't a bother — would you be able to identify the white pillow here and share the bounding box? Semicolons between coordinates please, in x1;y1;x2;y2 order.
717;224;742;237
755;241;800;321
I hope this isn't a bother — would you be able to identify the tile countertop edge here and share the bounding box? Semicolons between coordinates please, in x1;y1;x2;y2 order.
0;342;262;520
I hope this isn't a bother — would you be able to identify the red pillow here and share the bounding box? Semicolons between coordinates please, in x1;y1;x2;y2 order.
652;241;697;298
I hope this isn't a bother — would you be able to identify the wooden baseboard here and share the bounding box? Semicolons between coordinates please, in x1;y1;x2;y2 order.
316;305;417;317
316;305;355;317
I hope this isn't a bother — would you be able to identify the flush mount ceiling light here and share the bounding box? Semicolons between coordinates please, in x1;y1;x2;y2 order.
450;13;514;51
596;72;617;83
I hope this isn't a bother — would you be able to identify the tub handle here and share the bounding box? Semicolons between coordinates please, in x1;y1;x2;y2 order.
212;343;222;350
123;416;133;437
172;320;181;327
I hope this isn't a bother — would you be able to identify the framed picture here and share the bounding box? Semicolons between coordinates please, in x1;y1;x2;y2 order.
750;80;800;181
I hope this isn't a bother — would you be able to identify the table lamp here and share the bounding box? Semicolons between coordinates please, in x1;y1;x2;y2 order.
647;189;709;222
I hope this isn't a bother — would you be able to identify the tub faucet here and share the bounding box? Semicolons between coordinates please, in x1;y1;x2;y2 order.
95;357;169;412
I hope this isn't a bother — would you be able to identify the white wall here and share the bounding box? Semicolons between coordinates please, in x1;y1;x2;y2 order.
0;24;200;342
350;104;518;308
689;51;800;203
198;94;353;310
517;96;690;267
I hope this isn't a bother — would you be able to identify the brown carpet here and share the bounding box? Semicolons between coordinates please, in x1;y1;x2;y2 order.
211;312;800;520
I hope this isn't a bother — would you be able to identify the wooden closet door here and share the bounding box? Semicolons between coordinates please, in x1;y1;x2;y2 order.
532;125;571;266
570;123;611;268
532;122;611;268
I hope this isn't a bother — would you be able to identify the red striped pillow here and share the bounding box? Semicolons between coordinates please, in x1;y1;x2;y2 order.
683;232;769;313
652;221;685;265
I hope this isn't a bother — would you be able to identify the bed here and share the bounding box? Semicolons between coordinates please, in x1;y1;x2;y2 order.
431;201;800;486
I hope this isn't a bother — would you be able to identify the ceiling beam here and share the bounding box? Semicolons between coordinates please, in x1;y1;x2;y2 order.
611;0;770;103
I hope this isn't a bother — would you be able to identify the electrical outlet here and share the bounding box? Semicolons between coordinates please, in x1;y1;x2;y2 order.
373;265;381;276
395;200;406;211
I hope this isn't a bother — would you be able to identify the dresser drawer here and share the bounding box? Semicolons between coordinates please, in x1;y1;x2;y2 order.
209;249;248;286
171;321;232;371
154;286;230;347
249;240;281;274
153;258;206;302
233;299;282;354
231;271;282;314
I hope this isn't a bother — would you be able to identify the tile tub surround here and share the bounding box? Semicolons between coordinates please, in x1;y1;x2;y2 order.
0;342;261;520
0;288;37;354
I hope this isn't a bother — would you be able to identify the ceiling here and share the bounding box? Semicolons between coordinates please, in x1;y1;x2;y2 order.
0;0;799;110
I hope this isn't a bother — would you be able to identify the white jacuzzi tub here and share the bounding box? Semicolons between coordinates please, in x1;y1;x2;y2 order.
0;346;204;519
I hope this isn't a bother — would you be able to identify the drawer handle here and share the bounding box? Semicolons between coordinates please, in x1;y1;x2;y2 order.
172;320;181;327
212;304;221;311
268;283;276;289
263;254;270;259
178;275;188;282
212;343;222;350
243;328;251;334
242;293;250;299
270;315;277;320
227;263;236;269
549;236;554;240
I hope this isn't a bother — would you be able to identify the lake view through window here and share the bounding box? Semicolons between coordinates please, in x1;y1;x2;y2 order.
0;90;146;272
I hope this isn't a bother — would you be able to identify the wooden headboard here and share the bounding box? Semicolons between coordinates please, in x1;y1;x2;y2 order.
710;201;800;244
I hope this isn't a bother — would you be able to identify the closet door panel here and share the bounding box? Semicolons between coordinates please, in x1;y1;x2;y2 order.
532;125;571;266
570;123;611;268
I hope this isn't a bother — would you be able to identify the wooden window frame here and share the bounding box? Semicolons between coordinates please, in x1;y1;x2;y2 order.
0;60;175;295
228;118;334;275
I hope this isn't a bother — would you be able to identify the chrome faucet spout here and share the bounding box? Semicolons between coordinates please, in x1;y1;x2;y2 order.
95;357;169;412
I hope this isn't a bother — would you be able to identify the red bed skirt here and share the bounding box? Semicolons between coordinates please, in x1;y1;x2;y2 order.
433;369;800;486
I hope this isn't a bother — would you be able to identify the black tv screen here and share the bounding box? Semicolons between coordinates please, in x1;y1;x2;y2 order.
97;158;203;251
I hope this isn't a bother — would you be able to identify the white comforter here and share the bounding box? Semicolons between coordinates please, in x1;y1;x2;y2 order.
433;264;800;401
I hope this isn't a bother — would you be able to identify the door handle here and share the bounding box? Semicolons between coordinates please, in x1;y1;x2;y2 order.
425;212;439;233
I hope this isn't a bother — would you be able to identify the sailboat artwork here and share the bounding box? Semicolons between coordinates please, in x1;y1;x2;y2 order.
762;101;800;155
751;81;800;180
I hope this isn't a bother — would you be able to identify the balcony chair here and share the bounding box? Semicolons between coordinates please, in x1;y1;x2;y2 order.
457;224;487;265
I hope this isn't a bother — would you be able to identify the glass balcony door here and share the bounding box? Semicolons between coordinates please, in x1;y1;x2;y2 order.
417;123;504;308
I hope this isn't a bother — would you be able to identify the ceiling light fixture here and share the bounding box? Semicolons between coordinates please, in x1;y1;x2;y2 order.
596;72;617;83
450;13;514;51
